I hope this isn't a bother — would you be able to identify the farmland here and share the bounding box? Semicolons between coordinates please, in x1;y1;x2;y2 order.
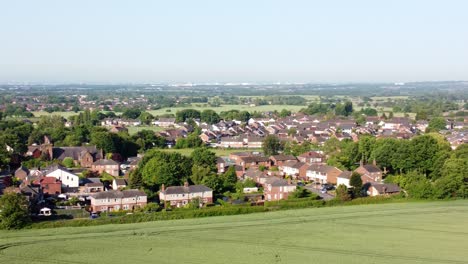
1;200;467;264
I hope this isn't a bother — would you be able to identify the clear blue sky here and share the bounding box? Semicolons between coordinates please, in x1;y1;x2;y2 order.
1;0;467;83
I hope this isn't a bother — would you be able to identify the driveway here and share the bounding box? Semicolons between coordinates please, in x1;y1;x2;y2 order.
304;185;335;201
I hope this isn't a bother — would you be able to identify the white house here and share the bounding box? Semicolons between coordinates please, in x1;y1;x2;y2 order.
336;171;352;188
45;166;80;188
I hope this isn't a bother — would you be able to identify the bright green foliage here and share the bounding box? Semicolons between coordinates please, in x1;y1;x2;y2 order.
191;148;217;172
0;192;31;230
62;157;75;168
2;201;468;263
289;187;313;199
200;110;220;124
175;109;201;122
426;117;447;132
141;151;193;190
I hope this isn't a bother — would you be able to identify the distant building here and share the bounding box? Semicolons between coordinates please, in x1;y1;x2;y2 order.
159;183;213;208
90;189;147;212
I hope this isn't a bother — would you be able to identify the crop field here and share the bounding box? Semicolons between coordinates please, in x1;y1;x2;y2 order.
1;200;467;264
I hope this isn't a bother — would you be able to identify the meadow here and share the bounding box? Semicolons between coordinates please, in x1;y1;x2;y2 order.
1;200;467;264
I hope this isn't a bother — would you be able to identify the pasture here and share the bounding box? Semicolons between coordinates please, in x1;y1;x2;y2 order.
1;200;467;264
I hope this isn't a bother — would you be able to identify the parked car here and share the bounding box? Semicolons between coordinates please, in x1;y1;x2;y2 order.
90;212;100;219
322;184;335;191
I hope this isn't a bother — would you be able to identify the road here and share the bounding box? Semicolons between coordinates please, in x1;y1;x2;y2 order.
304;185;335;201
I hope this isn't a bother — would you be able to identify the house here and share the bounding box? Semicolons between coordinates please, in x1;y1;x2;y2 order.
281;161;308;179
14;166;30;182
91;159;120;177
112;178;128;190
366;183;401;196
109;126;128;133
297;151;325;164
270;154;297;167
34;177;62;195
51;146;104;168
159;183;213;208
306;164;342;185
44;165;80;188
219;137;244;148
153;118;176;127
90;189;147;212
355;161;383;183
336;171;352;188
216;157;228;174
84;182;104;193
263;178;296;201
238;155;270;170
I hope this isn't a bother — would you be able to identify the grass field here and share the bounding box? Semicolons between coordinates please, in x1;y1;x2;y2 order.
160;148;262;157
126;126;165;135
148;104;306;116
1;200;467;264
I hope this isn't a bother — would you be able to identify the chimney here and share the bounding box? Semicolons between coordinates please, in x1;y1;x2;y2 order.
161;184;165;191
360;159;363;167
184;181;189;187
373;159;377;166
287;178;291;185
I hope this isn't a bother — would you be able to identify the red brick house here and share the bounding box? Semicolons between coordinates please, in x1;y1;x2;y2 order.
34;177;62;195
355;161;383;183
159;183;213;208
263;178;296;201
90;189;147;212
91;159;120;177
270;154;297;167
297;151;325;164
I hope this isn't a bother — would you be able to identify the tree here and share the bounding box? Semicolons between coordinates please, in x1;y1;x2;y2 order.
289;187;313;199
190;165;213;185
200;110;220;124
122;108;142;119
279;109;292;118
221;166;238;192
191;148;217;172
238;111;251;122
138;111;154;125
62;157;74;168
262;135;281;156
175;109;201;122
335;184;351;201
140;151;192;190
433;158;468;199
0;192;31;229
128;168;143;189
349;172;363;197
426;117;447;132
90;131;116;154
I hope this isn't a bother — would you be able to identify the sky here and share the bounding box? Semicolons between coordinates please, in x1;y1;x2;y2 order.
0;0;467;84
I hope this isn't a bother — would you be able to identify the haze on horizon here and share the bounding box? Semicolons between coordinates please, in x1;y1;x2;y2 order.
1;0;467;84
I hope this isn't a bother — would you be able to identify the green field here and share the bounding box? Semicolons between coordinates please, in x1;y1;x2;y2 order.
148;104;306;116
126;126;165;135
1;200;467;264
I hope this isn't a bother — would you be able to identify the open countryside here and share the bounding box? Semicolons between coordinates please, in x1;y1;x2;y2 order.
1;200;468;264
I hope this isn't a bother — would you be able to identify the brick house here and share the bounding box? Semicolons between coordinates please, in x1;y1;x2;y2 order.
34;177;62;195
366;183;401;196
306;164;342;185
238;156;271;170
270;154;297;167
297;151;325;164
263;178;296;201
159;183;213;208
90;189;147;212
355;161;383;183
14;166;30;182
91;159;120;177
